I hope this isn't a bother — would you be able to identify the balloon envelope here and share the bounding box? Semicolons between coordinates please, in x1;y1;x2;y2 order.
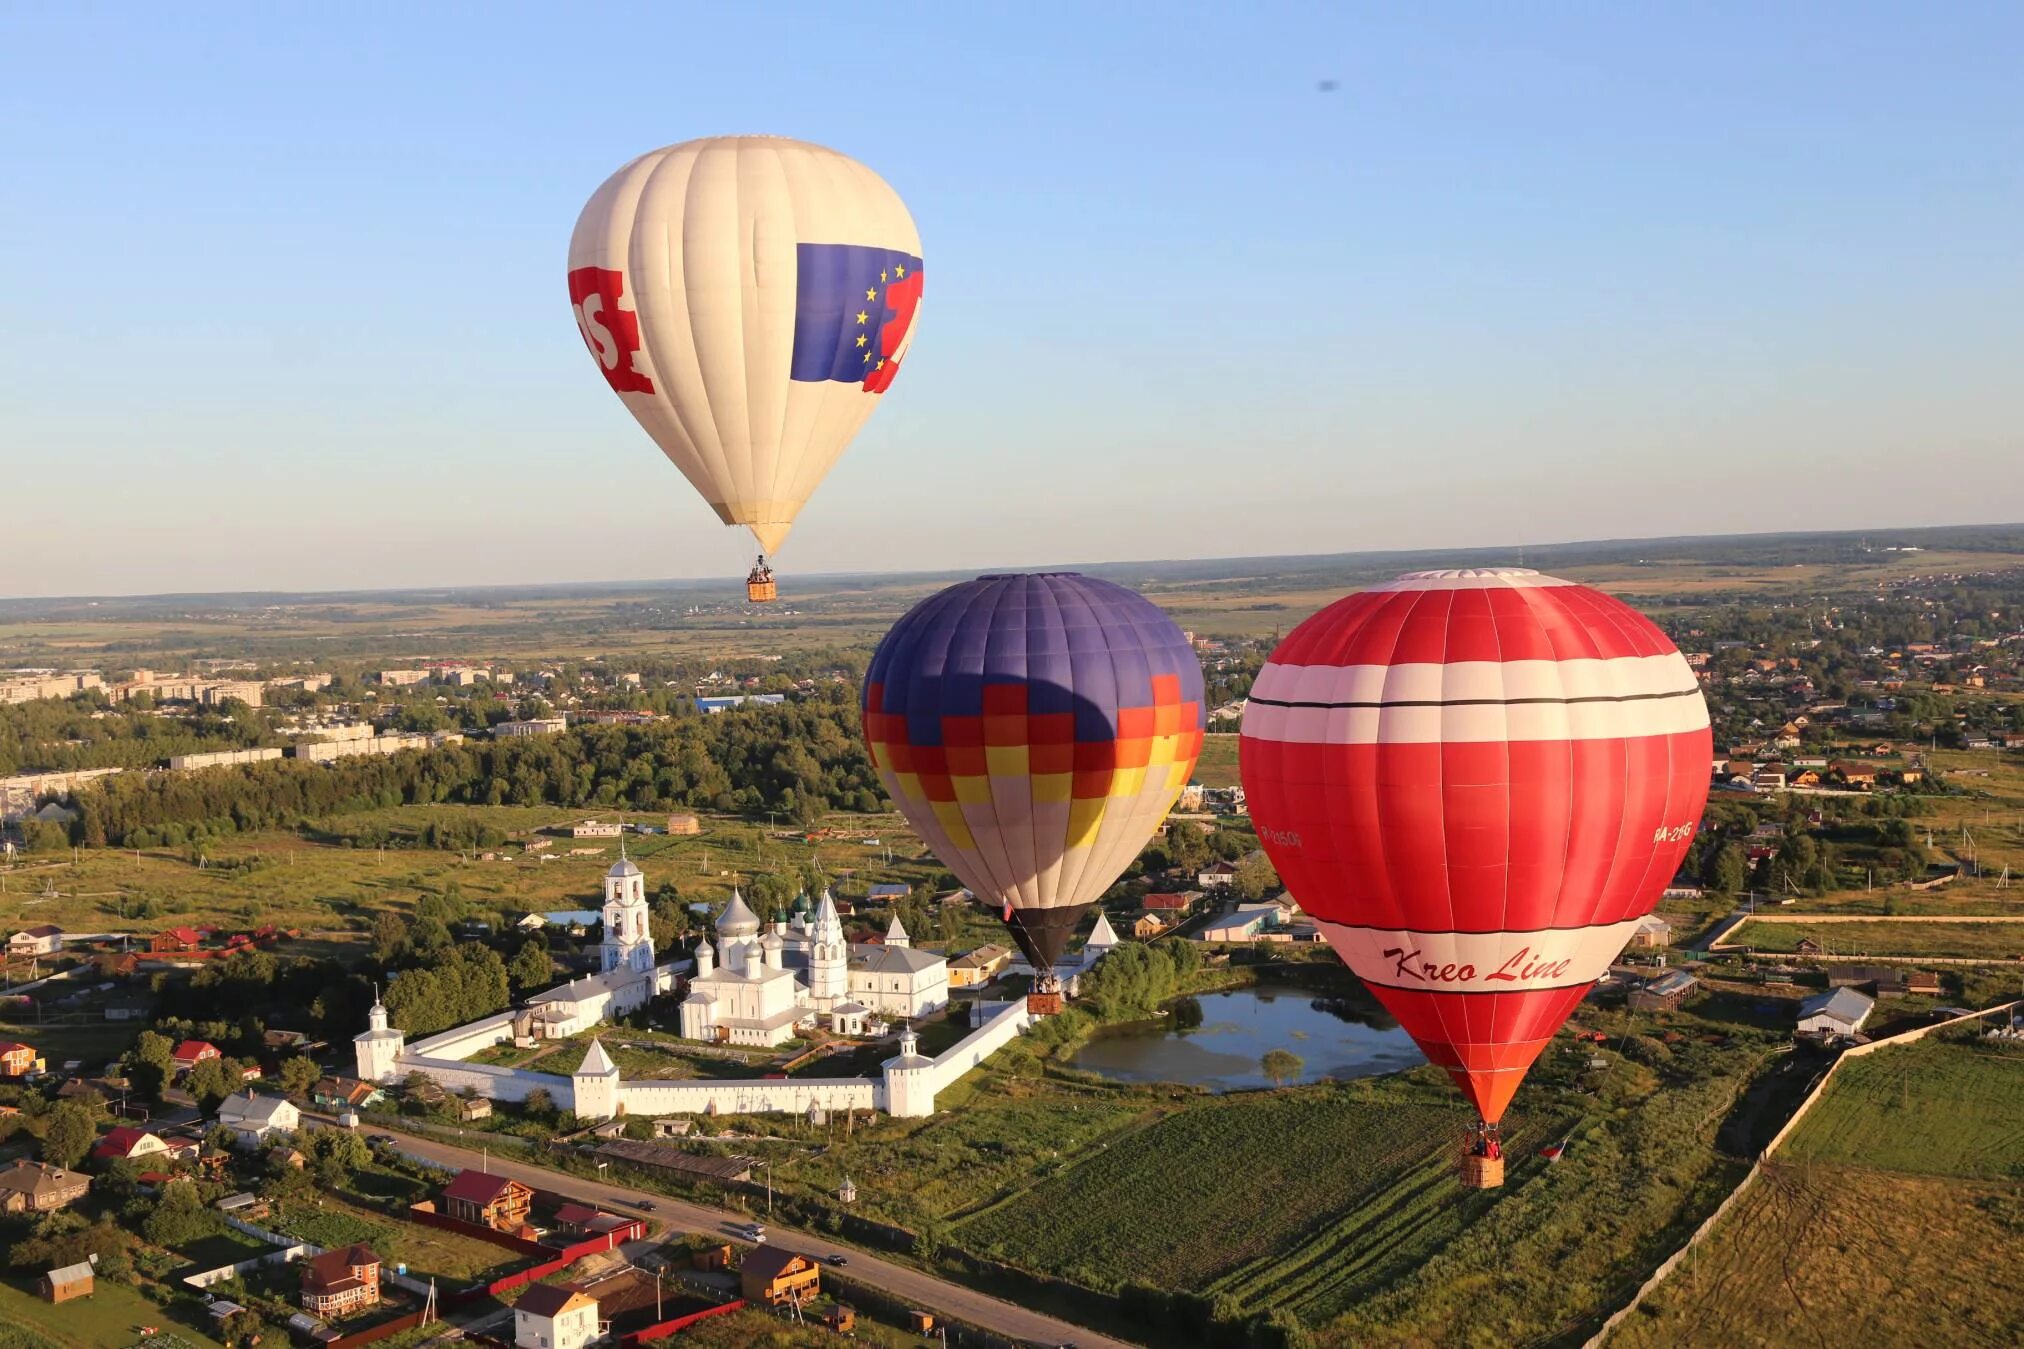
1239;569;1711;1122
863;574;1206;970
569;135;923;556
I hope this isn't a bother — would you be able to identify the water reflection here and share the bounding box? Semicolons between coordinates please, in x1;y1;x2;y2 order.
1068;982;1423;1091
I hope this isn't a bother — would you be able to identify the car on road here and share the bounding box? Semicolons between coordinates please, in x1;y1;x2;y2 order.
826;1253;848;1267
728;1221;767;1243
637;1200;656;1211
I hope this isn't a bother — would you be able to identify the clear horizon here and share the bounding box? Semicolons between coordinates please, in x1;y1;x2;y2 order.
4;4;2021;597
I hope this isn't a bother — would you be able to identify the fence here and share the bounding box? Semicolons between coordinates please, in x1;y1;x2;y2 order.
181;1241;313;1290
404;1205;644;1306
1581;997;2023;1345
618;1298;746;1346
325;1307;435;1349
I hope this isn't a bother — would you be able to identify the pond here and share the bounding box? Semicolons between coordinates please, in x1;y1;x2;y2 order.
1067;982;1424;1091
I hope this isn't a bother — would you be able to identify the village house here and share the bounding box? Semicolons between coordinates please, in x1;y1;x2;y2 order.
0;1161;89;1213
1627;915;1672;949
299;1243;382;1318
442;1169;533;1233
514;1282;600;1349
39;1260;93;1304
455;1095;493;1122
1133;913;1170;938
1905;971;1943;996
216;1092;299;1148
947;943;1012;989
150;927;208;954
1197;860;1241;889
91;1126;170;1164
1142;890;1202;914
312;1077;382;1111
1628;970;1698;1013
741;1246;821;1305
1798;987;1875;1038
0;1041;43;1077
171;1039;221;1073
6;925;63;959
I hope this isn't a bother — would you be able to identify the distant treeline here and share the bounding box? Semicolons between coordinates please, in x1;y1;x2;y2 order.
71;691;884;846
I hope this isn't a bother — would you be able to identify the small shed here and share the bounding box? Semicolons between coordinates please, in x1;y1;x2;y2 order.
40;1259;93;1303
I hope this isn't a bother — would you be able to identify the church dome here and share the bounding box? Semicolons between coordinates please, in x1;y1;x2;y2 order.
717;889;761;937
761;928;783;950
608;855;641;880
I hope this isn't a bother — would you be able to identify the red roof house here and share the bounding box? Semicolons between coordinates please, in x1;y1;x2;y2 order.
171;1040;220;1070
91;1126;169;1163
441;1169;533;1232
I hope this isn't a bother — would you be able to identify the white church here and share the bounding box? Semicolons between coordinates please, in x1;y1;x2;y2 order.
520;851;682;1038
678;886;950;1046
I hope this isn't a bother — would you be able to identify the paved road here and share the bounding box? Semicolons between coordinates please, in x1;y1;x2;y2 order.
344;1117;1133;1349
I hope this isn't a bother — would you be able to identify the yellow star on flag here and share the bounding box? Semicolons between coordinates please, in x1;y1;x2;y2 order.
894;263;906;278
855;334;867;348
875;358;884;370
855;310;869;325
862;351;871;364
865;287;877;301
880;268;889;283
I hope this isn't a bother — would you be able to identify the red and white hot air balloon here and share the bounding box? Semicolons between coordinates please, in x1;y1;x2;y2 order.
1240;568;1711;1145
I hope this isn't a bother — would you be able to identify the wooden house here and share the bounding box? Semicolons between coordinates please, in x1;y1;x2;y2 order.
740;1246;820;1305
441;1168;533;1232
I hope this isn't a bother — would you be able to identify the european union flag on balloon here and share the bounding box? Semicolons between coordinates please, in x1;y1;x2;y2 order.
789;243;924;394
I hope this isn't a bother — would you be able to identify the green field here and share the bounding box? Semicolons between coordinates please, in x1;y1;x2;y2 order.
0;805;938;941
1610;1163;2024;1347
0;1275;224;1348
1781;1039;2024;1179
1734;918;2024;961
956;1090;1466;1295
1612;1036;2024;1346
267;1191;521;1283
1192;732;1240;788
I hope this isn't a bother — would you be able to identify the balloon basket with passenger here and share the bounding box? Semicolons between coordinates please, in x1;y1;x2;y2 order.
1459;1122;1506;1189
745;555;777;603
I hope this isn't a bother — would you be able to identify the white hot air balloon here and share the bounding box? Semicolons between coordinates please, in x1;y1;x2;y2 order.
568;136;924;601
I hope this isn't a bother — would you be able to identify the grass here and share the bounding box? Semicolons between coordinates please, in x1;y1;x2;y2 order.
769;1070;1159;1233
266;1190;522;1284
955;1088;1469;1294
0;1276;224;1349
1733;918;2024;960
1610;1162;2024;1347
1780;1038;2024;1180
0;806;938;941
1192;732;1240;788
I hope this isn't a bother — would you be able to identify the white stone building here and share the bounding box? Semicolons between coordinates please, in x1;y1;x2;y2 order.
677;890;808;1046
524;853;678;1037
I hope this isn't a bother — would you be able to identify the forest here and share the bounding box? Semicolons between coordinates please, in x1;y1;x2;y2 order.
68;690;885;847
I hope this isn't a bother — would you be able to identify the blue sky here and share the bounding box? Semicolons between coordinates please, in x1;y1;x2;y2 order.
3;3;2020;596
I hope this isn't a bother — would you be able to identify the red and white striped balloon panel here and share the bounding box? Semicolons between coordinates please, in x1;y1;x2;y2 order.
1240;569;1711;1123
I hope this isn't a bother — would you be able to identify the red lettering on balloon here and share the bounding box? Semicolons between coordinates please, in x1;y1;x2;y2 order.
568;267;655;395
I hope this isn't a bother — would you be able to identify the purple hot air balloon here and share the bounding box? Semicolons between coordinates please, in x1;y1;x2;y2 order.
861;574;1206;976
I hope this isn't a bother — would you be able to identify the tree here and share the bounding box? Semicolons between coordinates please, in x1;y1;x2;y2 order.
524;1086;555;1119
142;1179;211;1247
1708;842;1749;895
40;1102;97;1169
371;911;409;964
1232;853;1280;902
510;940;555;995
303;1127;370;1188
128;1028;177;1099
1261;1049;1304;1087
185;1056;241;1113
279;1055;321;1097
